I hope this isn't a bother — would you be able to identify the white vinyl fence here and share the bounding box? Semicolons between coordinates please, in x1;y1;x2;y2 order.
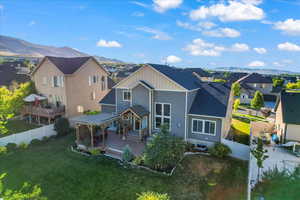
221;139;250;160
0;125;57;146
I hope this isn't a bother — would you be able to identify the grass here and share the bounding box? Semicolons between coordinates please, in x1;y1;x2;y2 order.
233;113;266;122
231;118;251;145
0;119;40;138
0;135;248;200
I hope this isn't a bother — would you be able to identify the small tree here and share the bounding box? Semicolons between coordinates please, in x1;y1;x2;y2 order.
251;91;264;114
0;173;46;200
122;145;135;162
233;99;240;112
137;191;170;200
272;78;284;88
54;117;70;137
232;82;241;97
251;138;269;182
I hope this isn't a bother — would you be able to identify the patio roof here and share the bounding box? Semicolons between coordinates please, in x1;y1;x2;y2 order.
71;113;119;126
120;105;149;119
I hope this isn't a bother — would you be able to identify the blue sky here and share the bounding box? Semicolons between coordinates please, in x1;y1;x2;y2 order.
1;0;300;71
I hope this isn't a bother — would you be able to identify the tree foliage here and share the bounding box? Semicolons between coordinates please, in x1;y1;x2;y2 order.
286;80;300;89
209;142;232;158
213;79;227;83
251;138;269;182
251;91;264;110
122;145;135;162
137;191;170;200
272;78;284;88
0;173;47;200
143;125;186;171
54;117;70;137
233;99;240;112
232;82;241;97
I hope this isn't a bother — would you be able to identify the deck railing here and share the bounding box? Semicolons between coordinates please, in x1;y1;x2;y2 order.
22;105;65;118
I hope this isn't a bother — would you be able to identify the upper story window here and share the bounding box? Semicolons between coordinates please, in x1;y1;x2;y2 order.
123;90;131;101
52;76;64;88
192;119;216;136
101;76;106;91
155;103;171;130
89;75;100;86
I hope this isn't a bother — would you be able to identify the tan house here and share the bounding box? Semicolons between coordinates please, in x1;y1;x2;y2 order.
31;56;111;117
275;90;300;142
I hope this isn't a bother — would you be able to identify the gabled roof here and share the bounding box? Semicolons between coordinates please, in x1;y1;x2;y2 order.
148;64;202;90
120;105;149;119
99;89;116;105
277;91;300;125
227;72;249;83
189;82;231;118
238;73;273;84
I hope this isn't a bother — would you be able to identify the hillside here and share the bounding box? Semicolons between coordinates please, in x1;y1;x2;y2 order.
216;67;300;75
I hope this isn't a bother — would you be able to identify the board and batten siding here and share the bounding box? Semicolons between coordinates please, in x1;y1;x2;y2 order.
153;91;186;138
116;88;131;113
132;84;149;110
187;115;222;143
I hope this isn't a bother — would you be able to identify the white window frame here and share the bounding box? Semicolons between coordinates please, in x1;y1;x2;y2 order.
122;90;131;101
191;118;216;136
154;102;171;131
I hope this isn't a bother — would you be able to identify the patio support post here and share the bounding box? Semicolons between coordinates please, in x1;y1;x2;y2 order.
90;125;94;148
75;124;80;144
48;117;51;125
101;124;106;148
139;118;142;142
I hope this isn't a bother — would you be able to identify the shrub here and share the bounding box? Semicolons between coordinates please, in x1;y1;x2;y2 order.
137;191;170;200
122;145;135;162
143;125;186;171
185;142;195;152
6;143;17;151
209;142;232;158
133;155;145;165
30;139;42;146
0;146;7;155
18;142;28;149
54;117;70;137
90;148;101;156
42;136;48;142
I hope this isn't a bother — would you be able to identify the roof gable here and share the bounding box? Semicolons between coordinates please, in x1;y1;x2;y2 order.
238;73;272;84
280;91;300;125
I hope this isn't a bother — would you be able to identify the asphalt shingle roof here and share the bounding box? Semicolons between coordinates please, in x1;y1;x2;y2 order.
148;64;202;90
279;91;300;125
120;105;149;118
99;89;116;105
189;82;231;117
238;73;273;84
46;56;91;74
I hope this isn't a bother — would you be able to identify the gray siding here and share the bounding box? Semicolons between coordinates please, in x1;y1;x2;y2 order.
187;115;222;142
187;89;198;112
132;84;149;110
153;91;186;138
116;88;130;113
101;105;116;113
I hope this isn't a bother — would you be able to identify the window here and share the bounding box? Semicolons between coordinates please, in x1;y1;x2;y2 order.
42;77;47;85
92;75;98;84
123;90;131;101
155;103;171;130
192;119;216;136
53;76;59;87
52;76;63;87
101;76;106;91
91;91;96;100
77;105;84;113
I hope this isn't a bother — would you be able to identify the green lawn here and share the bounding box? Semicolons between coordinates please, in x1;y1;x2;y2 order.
233;113;266;122
0;135;248;200
231;118;250;145
0;119;40;138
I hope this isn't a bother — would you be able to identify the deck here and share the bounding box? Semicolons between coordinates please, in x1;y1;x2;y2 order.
21;105;65;119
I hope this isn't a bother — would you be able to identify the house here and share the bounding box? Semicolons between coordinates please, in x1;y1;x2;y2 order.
31;56;111;117
0;61;31;87
275;90;300;142
237;73;274;104
98;64;233;146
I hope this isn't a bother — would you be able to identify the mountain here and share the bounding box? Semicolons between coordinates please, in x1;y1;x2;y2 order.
216;67;300;75
0;35;123;63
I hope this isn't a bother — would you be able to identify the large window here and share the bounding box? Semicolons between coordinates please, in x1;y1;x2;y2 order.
123;90;131;101
192;119;216;136
155;103;171;130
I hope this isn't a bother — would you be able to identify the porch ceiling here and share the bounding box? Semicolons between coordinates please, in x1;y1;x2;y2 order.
71;113;119;126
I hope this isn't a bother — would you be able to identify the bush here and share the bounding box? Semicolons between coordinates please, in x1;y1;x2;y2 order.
209;142;232;158
185;142;195;152
133;155;145;165
30;139;42;146
0;146;7;155
90;148;101;156
6;143;17;151
137;192;170;200
122;145;135;162
143;125;186;171
54;117;70;137
18;142;28;149
42;136;48;142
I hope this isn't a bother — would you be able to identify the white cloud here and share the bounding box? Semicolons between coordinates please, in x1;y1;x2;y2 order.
183;38;225;56
253;47;267;54
248;60;265;67
241;0;263;5
273;59;293;67
153;0;183;13
165;55;182;63
132;11;145;17
176;21;202;31
198;21;216;29
230;43;250;52
28;20;36;26
96;39;122;48
202;28;240;38
184;39;250;56
277;42;300;51
137;27;172;40
274;18;300;36
189;1;264;22
130;1;149;8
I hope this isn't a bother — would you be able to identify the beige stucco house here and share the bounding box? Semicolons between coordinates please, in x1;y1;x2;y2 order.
275;91;300;142
31;56;111;117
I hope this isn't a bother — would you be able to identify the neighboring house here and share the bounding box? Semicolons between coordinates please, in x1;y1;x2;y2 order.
226;72;248;84
99;64;233;146
275;91;300;142
0;61;31;87
31;56;111;117
237;73;274;104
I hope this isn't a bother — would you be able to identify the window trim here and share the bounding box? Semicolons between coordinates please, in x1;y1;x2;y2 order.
154;102;171;131
191;118;216;136
122;90;131;101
